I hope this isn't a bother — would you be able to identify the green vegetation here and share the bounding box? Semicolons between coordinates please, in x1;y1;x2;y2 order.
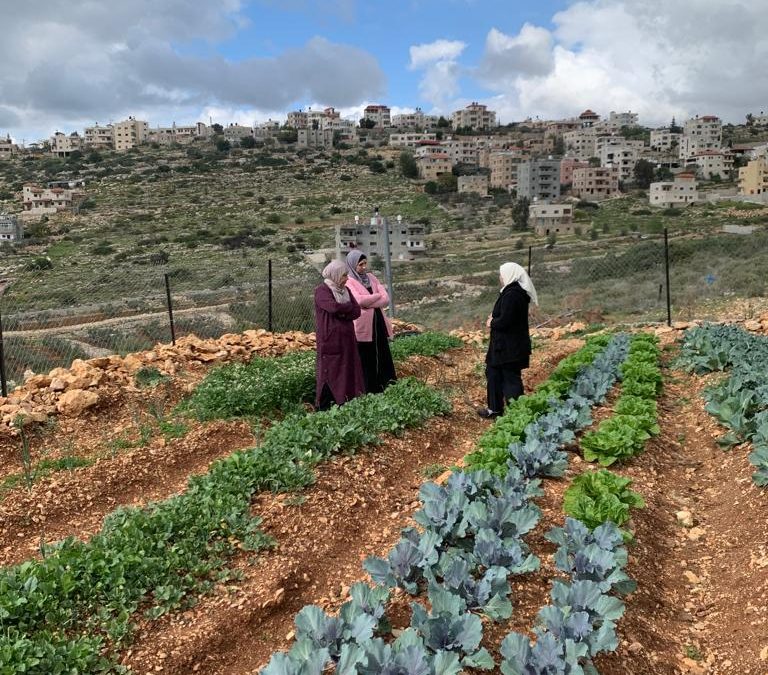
563;469;645;534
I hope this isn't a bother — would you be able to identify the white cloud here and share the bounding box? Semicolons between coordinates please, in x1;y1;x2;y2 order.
408;39;467;111
0;0;384;142
472;0;768;126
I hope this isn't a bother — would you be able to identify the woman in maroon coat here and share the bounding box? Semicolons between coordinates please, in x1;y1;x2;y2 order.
314;260;366;410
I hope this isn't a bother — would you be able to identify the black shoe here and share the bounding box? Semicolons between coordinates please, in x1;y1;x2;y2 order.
477;408;500;419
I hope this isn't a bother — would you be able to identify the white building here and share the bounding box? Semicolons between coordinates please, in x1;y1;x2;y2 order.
147;122;208;145
443;138;478;165
649;172;698;207
50;131;83;157
650;128;682;152
389;132;438;148
363;105;392;128
679;115;722;160
0;135;18;160
391;108;439;130
451;102;497;131
83;125;114;148
685;150;733;180
22;184;85;219
297;127;334;149
599;144;640;182
529;202;575;236
113;117;148;151
457;174;489;196
336;212;426;261
0;213;23;241
563;128;597;160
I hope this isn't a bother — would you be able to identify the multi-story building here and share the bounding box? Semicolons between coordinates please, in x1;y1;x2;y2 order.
286;111;309;129
488;151;525;191
594;111;639;133
457;174;489;196
0;135;18;160
685;150;733;180
21;183;85;219
523;135;555;155
391;107;439;130
679;115;722;160
336;211;426;261
297;127;334;149
0;213;23;242
50;131;83;157
148;122;208;145
222;124;254;143
579;109;600;128
739;157;768;196
84;124;114;148
451;102;497;131
563;128;597;160
650;128;682;152
649;172;698;207
599;144;640;182
517;158;561;201
443;138;478;165
389;132;438;148
113;117;148;151
415;151;452;181
363;105;391;129
529;202;575;236
254;120;281;139
560;158;590;186
571;166;620;200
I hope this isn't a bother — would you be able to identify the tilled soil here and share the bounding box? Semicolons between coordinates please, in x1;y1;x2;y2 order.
121;341;581;675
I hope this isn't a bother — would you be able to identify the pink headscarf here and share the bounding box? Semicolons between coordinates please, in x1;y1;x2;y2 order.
322;260;350;302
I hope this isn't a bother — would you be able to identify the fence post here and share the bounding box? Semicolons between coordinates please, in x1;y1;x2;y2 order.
664;228;672;326
267;259;273;332
163;273;176;345
0;307;7;397
527;246;532;277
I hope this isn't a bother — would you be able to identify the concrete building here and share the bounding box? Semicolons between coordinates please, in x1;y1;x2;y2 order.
0;213;23;241
389;132;437;148
739;157;768;196
50;131;83;157
286;111;309;129
560;158;590;186
451;102;497;131
529;202;575;236
21;184;85;219
113;117;148;151
523;135;555;155
571;167;620;201
0;135;18;160
363;105;392;129
605;111;639;129
457;174;489;196
563;128;597;160
685;150;733;180
222;124;254;144
517;158;561;201
254;120;281;139
336;212;426;261
649;172;698;207
488;151;525;191
679;115;722;159
650;128;682;152
443;138;478;165
579;109;601;128
415;151;452;181
599;144;640;182
391;108;439;130
83;125;114;148
148;122;208;145
297;127;334;149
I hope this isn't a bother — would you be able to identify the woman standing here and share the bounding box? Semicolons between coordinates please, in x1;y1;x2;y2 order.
479;262;538;419
314;260;365;410
345;250;397;394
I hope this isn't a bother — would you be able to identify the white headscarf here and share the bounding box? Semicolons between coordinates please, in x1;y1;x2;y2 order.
322;260;350;302
499;262;538;305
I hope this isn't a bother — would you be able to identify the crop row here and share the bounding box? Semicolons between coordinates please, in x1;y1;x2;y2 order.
263;333;639;673
0;375;453;673
677;324;768;486
182;331;463;420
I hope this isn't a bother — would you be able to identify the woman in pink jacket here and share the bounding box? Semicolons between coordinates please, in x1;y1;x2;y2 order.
345;250;397;394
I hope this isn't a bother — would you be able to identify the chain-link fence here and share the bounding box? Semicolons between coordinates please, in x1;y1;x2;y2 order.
0;257;317;391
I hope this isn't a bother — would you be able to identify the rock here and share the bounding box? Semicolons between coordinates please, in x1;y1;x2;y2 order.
687;527;705;541
56;389;99;416
744;320;762;331
683;571;701;585
760;645;768;661
628;642;643;654
673;321;690;330
49;378;67;392
676;510;694;527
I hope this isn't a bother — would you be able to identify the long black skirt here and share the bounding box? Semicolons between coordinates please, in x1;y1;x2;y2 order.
357;308;397;394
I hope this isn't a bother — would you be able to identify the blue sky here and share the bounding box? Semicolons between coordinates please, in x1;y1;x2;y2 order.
0;0;765;142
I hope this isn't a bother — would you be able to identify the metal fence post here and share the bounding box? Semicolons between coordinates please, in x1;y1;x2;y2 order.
527;246;532;277
268;259;273;332
0;307;7;397
163;273;176;345
664;228;672;326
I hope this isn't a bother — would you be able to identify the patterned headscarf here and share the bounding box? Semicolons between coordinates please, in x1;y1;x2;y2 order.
499;262;538;305
346;249;371;288
322;260;350;302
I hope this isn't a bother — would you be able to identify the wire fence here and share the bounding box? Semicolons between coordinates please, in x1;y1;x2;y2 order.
2;225;767;392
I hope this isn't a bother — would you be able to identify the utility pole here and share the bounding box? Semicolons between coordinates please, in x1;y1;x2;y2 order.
377;207;395;318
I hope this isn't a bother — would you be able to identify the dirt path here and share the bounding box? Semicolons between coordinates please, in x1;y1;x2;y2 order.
121;341;582;675
595;356;768;675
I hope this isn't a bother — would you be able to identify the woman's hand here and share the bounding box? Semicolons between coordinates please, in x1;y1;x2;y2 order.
486;314;493;329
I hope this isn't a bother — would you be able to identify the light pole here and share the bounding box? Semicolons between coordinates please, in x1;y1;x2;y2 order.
379;207;395;318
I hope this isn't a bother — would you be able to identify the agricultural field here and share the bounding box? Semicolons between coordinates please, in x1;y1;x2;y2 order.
0;317;767;674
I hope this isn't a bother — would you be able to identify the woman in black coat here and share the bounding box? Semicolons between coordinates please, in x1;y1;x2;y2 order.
478;262;538;418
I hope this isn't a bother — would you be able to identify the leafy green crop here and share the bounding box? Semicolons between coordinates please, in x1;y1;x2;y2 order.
389;331;463;360
563;469;645;533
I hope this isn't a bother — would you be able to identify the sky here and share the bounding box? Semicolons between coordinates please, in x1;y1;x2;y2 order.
1;0;766;144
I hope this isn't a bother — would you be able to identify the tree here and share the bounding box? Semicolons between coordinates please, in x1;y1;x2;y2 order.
588;156;601;167
633;159;656;188
240;136;256;149
669;117;682;134
359;118;376;129
511;197;530;231
655;166;674;182
215;138;231;153
399;151;418;179
553;136;565;155
437;116;451;128
211;123;224;134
